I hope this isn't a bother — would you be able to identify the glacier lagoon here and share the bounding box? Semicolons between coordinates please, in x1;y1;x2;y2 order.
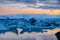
0;14;60;40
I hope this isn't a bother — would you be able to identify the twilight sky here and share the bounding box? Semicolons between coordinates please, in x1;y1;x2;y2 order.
0;0;60;15
0;0;60;36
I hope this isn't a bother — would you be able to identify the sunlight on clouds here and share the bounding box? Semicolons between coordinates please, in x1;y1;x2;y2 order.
0;0;60;15
0;8;60;15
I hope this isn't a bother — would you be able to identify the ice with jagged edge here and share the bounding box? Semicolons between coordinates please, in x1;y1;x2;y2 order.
0;14;60;34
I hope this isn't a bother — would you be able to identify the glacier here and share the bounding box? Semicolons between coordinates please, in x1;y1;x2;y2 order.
0;14;60;34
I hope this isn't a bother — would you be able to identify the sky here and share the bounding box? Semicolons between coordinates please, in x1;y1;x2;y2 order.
0;0;60;37
0;0;60;15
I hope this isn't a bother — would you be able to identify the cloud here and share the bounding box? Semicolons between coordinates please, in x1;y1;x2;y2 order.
0;0;60;9
0;0;36;8
0;0;36;4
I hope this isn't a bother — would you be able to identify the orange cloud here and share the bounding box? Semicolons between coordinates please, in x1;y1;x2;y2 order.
0;8;60;15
